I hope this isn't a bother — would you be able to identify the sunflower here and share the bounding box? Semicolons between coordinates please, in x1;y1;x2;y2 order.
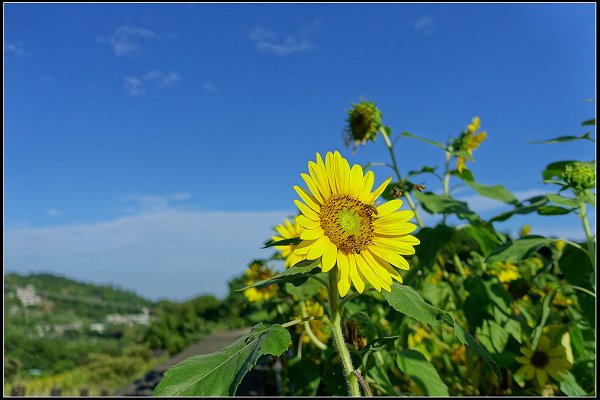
344;100;382;153
272;217;306;268
516;336;571;386
292;151;420;296
243;262;278;302
455;116;487;173
488;261;521;284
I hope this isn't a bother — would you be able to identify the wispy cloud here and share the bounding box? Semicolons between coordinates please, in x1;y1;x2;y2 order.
120;192;192;214
105;25;163;57
47;209;60;217
413;16;436;35
202;81;220;93
123;71;180;97
250;26;315;56
5;40;26;57
4;209;294;301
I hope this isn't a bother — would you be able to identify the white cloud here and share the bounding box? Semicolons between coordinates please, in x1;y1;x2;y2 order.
123;71;180;97
4;209;295;301
124;76;146;97
47;209;60;217
5;41;26;57
202;81;220;93
413;17;436;35
455;189;548;214
107;25;162;57
120;192;192;214
250;26;314;56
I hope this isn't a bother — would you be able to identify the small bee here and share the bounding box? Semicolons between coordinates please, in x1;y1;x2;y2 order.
391;187;403;198
412;184;426;192
347;234;361;254
364;203;379;216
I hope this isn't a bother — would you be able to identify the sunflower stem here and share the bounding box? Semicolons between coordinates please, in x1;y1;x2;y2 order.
329;269;361;397
578;202;596;267
379;127;425;229
299;301;328;350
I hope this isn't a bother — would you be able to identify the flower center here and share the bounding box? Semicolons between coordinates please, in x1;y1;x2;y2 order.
531;351;549;368
319;194;375;254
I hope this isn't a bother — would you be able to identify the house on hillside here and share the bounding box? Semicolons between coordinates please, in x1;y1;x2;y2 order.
16;284;42;306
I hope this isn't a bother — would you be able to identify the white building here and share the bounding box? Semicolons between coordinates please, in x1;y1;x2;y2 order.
16;284;42;306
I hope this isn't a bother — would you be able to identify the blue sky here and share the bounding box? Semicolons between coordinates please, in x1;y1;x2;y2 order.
4;3;596;301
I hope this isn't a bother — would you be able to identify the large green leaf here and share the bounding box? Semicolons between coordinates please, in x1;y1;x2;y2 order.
476;319;510;354
452;170;520;205
396;350;449;396
559;244;596;326
414;191;479;222
486;236;555;263
411;224;455;274
559;371;587;396
461;224;504;256
446;315;503;381
581;118;595;127
384;283;502;381
531;289;556;349
153;323;291;396
382;283;446;326
488;195;549;222
530;133;594;144
286;357;321;396
239;258;321;290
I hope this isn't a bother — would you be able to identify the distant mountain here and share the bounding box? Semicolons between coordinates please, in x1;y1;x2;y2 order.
4;272;154;321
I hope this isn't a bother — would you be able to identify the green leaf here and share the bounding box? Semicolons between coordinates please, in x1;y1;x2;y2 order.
546;193;583;207
401;131;447;150
414;191;479;222
262;237;302;248
382;283;446;326
476;319;509;354
559;244;595;326
465;182;520;205
153;323;291;396
581;118;595;126
486;236;556;263
412;224;456;273
461;225;503;256
284;275;324;300
530;133;594;144
559;371;587;396
286;357;321;396
239;258;321;290
396;350;449;396
406;165;438;179
536;205;574;216
542;161;577;181
446;315;503;381
531;289;556;349
569;324;585;361
488;195;549;222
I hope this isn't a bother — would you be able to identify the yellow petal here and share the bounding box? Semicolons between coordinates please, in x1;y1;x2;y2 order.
358;170;375;203
297;215;320;230
294;199;319;221
375;222;417;236
293;186;321;213
338;259;352;297
369;247;410;270
349;164;364;198
308;161;329;200
301;173;324;204
535;368;548;386
300;227;324;240
358;253;392;290
348;253;365;293
376;199;404;216
369;176;392;203
336;151;350;195
325;152;338;194
307;235;331;260
321;241;338;272
375;210;415;225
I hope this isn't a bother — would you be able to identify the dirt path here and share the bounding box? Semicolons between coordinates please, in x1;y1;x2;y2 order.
116;327;252;396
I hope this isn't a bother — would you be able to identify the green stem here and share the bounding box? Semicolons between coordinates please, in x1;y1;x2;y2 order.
299;301;328;350
443;151;451;198
578;202;595;267
379;128;425;229
329;270;361;397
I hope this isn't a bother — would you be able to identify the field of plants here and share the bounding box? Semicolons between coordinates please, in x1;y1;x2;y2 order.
154;101;596;396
